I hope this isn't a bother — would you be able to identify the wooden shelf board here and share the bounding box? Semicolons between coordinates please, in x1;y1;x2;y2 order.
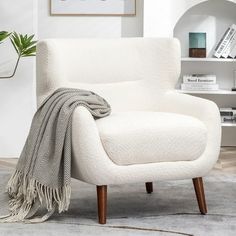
181;57;236;62
176;89;236;95
222;123;236;127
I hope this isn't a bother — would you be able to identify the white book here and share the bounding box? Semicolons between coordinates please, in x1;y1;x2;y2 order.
214;24;236;58
214;27;231;58
229;43;236;58
222;32;236;58
220;107;236;112
181;83;219;91
183;74;216;84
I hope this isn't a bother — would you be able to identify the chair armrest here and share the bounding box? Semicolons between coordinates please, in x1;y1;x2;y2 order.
71;106;118;184
160;91;221;128
158;91;221;173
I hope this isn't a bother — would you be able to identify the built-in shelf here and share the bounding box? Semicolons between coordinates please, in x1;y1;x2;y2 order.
222;123;236;127
181;57;236;62
173;0;236;146
176;89;236;95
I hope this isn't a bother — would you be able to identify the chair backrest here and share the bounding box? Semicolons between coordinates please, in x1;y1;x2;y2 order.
36;38;180;111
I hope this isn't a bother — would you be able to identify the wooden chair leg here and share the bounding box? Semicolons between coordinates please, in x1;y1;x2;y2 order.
96;185;107;224
192;177;207;215
145;182;153;194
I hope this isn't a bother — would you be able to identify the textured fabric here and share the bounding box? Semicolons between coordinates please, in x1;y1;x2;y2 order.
96;112;207;165
36;38;181;111
71;96;221;185
36;38;221;186
0;88;110;222
36;38;180;86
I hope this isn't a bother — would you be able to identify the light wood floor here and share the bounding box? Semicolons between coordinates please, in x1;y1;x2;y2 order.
0;147;236;173
215;147;236;174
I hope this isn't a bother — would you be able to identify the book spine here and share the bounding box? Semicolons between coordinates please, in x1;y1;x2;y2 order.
183;75;216;84
222;31;236;58
181;84;219;91
214;27;231;58
220;108;236;116
229;43;236;58
214;24;236;58
220;111;234;116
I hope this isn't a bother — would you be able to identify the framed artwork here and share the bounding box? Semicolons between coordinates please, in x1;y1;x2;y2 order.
50;0;136;16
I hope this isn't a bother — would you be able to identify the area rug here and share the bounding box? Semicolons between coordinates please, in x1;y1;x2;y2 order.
0;165;235;236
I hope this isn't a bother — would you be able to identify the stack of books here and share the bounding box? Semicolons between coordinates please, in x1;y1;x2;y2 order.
220;108;236;123
214;24;236;58
181;74;219;91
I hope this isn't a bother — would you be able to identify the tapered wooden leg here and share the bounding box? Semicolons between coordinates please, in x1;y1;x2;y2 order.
192;177;207;215
97;185;107;224
145;182;153;194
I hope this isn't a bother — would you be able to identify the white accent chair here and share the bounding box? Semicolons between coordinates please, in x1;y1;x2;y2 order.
36;38;221;224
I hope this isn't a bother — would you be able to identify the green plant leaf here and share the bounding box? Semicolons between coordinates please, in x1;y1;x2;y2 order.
10;32;37;57
11;32;22;55
0;31;11;44
26;35;34;45
22;45;36;57
10;38;20;54
20;34;25;47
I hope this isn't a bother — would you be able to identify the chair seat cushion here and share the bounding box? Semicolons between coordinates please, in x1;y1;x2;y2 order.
96;112;207;165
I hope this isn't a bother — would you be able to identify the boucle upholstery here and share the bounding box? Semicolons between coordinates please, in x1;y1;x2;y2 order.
36;38;221;185
96;111;207;165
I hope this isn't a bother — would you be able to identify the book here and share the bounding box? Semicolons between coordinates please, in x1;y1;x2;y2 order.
214;24;236;58
222;32;236;58
220;108;236;116
183;74;216;84
214;27;231;58
220;111;234;117
220;108;236;123
181;83;219;91
229;43;236;58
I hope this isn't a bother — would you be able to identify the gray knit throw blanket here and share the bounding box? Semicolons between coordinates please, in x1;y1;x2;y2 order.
0;88;111;223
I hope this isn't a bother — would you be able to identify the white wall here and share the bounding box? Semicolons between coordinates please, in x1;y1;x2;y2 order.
0;0;37;158
0;0;143;158
38;0;143;39
121;0;143;37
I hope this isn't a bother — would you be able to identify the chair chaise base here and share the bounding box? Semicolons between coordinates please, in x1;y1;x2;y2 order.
96;177;207;224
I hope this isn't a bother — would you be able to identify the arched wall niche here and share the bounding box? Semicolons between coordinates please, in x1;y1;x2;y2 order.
144;0;236;38
174;0;236;57
173;0;236;30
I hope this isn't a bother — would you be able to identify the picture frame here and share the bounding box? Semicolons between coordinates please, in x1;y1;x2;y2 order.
50;0;136;16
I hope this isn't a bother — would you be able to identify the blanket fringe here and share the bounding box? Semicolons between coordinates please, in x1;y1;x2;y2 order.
0;170;71;223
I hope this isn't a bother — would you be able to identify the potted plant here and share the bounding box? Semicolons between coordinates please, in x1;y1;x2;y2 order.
0;31;37;79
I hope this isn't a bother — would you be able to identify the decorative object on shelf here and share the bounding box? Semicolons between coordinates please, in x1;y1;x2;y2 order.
181;74;218;91
50;0;136;16
214;24;236;59
0;31;37;79
189;32;206;58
